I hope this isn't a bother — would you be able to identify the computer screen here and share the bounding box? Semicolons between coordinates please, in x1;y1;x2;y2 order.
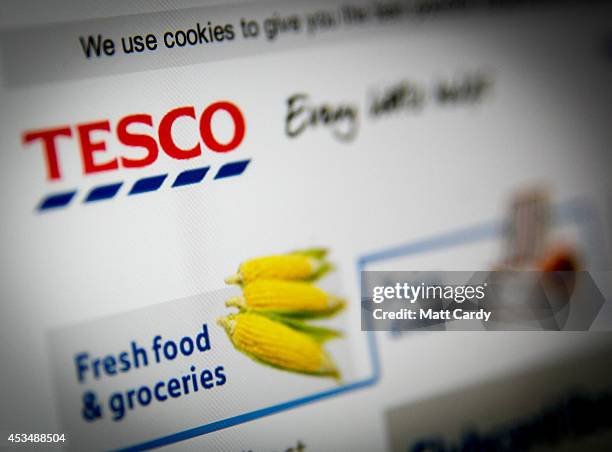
1;0;611;450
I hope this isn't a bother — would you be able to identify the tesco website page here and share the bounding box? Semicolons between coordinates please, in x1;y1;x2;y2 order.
1;0;611;451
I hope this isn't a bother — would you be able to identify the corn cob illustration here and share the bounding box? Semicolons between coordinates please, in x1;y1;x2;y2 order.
217;312;339;378
227;280;345;318
225;248;332;285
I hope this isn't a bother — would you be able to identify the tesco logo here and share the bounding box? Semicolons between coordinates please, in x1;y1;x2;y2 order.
23;101;251;211
23;101;246;181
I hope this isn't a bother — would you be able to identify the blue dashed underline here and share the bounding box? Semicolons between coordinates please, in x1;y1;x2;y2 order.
37;159;251;212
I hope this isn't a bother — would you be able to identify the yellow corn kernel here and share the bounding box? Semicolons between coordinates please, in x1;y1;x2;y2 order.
225;252;330;285
217;313;338;378
227;280;345;317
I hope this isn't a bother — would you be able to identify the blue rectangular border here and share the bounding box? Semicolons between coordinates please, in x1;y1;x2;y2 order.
118;292;380;450
357;198;606;270
119;198;602;451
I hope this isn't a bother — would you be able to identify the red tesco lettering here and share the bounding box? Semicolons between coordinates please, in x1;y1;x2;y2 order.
22;102;245;181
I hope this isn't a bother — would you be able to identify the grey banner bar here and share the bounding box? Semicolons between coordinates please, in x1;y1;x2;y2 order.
0;0;421;87
2;0;564;88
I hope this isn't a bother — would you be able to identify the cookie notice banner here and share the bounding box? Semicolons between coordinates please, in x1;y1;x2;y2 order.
361;271;608;331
